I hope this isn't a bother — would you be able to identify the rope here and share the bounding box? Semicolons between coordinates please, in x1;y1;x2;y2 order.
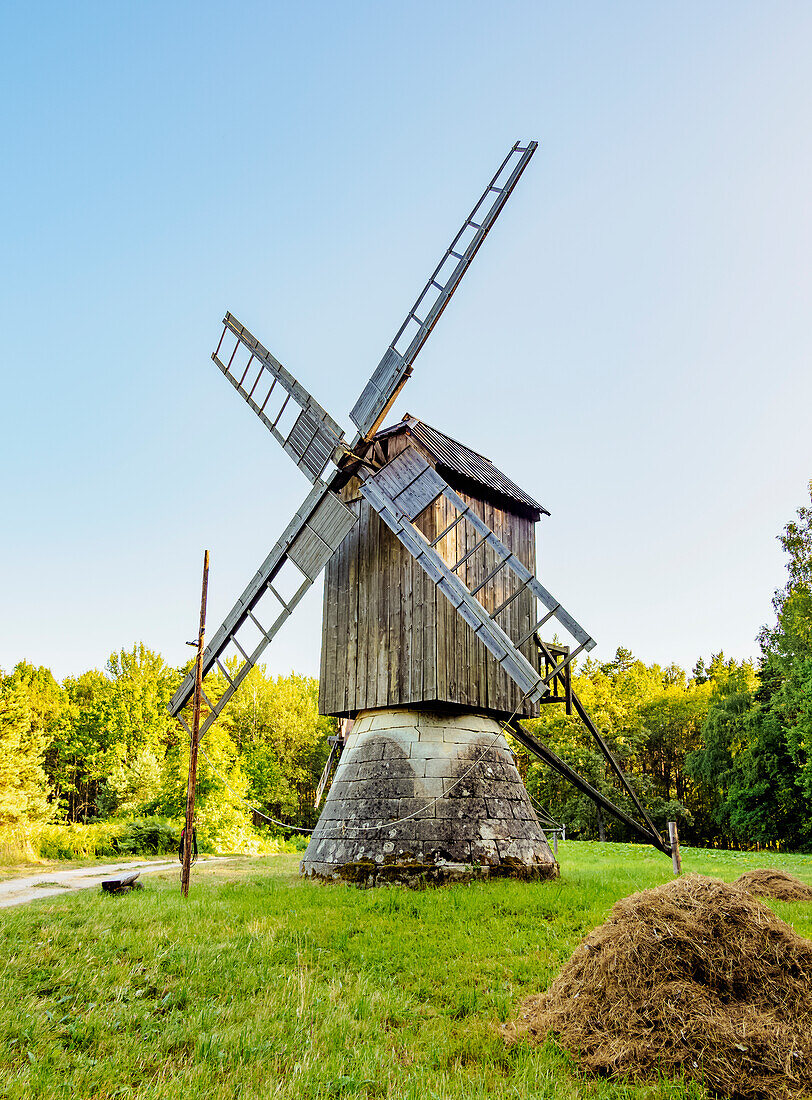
507;725;565;831
528;793;564;830
198;693;532;837
199;747;314;833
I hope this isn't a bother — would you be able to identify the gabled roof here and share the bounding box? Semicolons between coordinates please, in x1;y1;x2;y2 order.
376;415;549;519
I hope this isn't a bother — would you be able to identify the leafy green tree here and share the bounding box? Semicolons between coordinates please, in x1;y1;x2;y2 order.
759;485;812;669
725;706;811;848
157;717;254;852
520;648;726;843
719;486;812;848
3;662;66;786
522;649;671;841
684;662;756;844
50;670;113;820
223;668;335;826
638;680;712;808
0;683;50;825
780;657;812;800
96;644;180;816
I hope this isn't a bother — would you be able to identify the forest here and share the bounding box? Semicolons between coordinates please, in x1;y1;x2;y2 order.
2;487;811;857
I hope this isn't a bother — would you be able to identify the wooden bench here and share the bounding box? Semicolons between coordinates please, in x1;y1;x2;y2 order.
101;871;142;894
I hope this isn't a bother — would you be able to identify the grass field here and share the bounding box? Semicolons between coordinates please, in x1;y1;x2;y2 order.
2;842;811;1100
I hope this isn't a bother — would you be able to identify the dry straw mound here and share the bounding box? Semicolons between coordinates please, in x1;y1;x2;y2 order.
508;875;812;1099
735;868;812;902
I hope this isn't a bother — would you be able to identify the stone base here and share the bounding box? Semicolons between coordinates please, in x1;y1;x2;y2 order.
300;708;559;886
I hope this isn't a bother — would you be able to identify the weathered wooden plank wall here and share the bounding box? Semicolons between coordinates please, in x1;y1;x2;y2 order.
319;430;541;719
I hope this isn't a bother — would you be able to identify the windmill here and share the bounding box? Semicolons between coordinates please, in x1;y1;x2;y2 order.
169;141;669;885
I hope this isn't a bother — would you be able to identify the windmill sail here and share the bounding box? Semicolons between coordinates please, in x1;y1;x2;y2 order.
349;141;538;441
357;447;595;700
168;483;356;736
213;313;346;484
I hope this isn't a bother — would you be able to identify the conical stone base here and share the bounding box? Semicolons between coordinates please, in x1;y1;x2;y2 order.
300;708;559;886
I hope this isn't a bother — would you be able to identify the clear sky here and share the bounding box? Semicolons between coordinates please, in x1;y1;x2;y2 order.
2;2;811;682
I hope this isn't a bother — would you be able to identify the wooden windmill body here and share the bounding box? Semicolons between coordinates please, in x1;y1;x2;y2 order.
320;417;546;720
304;417;557;883
169;142;671;885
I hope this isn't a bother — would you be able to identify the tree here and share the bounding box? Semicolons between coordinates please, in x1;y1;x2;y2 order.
638;681;712;810
50;670;113;821
684;662;756;844
725;706;811;849
223;668;335;826
521;649;695;842
0;683;50;825
718;486;812;849
157;716;254;852
759;483;812;670
97;644;180;816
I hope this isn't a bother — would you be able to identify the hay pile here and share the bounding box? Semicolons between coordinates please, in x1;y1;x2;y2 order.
735;868;812;902
509;875;812;1099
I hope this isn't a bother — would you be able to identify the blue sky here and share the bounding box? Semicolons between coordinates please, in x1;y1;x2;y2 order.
2;2;811;681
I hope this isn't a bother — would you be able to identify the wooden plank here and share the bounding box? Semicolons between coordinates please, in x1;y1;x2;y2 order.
502;505;520;712
523;517;538;711
474;496;488;710
368;502;382;709
373;446;428;498
398;510;413;704
438;492;455;705
332;524;348;715
345;499;360;714
390;431;418;706
451;490;467;706
521;517;534;717
396;470;445;521
481;496;494;709
288;524;332;580
454;487;469;707
457;487;471;707
318;551;335;714
317;483;361;716
355;499;372;712
102;871;141;893
415;499;432;702
432;492;447;702
374;505;389;709
462;489;479;708
483;498;499;712
385;498;400;706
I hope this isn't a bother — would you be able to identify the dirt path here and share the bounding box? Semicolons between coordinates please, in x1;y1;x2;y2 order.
0;858;234;909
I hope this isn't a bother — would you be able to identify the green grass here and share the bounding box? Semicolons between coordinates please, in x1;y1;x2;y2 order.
2;843;811;1100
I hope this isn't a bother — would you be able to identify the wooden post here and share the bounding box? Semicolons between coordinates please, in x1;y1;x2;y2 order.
668;820;681;876
181;550;209;898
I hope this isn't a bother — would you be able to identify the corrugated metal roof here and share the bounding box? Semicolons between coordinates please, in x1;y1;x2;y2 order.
376;415;549;517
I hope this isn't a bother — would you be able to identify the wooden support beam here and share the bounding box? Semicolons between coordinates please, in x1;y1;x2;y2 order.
508;719;671;855
535;637;663;844
181;550;209;899
668;820;682;875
